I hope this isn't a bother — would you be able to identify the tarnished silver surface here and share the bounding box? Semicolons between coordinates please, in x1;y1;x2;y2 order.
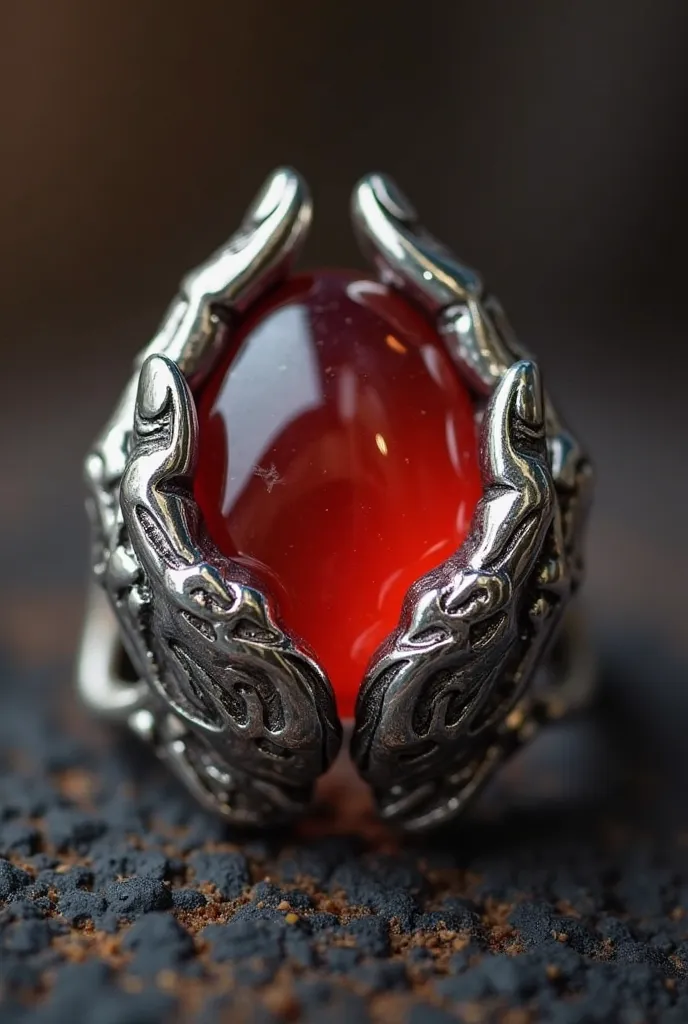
79;168;341;826
350;174;593;830
80;167;592;830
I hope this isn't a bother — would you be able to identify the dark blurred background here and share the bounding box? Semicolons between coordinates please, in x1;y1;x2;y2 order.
1;2;686;770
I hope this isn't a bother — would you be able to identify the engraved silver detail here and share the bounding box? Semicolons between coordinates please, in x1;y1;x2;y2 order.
350;174;593;831
79;168;341;826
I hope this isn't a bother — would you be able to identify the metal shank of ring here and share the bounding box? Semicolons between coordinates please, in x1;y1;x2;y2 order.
79;168;341;827
349;174;593;831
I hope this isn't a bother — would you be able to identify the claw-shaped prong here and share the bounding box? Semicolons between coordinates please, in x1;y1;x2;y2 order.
122;354;200;571
143;166;312;380
351;172;590;501
86;168;312;513
351;172;514;394
470;360;551;570
351;173;483;306
351;360;557;830
112;352;341;824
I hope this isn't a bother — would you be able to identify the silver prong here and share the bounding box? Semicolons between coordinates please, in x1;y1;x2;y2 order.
351;172;513;394
123;354;200;570
469;360;551;573
183;165;311;315
142;166;312;379
351;173;481;308
110;350;341;823
351;356;557;830
89;168;312;503
133;355;197;483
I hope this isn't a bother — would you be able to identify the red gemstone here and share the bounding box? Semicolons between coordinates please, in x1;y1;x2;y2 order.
194;271;482;719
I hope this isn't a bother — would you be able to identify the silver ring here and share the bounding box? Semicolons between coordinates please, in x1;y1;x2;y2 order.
77;168;594;831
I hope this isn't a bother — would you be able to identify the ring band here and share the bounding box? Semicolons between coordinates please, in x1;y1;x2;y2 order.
78;168;594;830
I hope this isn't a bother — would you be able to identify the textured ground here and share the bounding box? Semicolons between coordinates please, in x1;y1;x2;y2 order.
1;595;688;1024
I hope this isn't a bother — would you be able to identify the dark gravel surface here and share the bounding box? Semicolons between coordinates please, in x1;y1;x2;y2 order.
1;599;688;1023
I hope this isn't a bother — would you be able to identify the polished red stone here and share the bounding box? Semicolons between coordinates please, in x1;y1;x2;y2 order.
194;271;481;719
